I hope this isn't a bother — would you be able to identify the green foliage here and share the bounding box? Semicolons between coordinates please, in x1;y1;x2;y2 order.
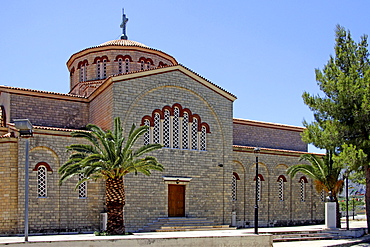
287;151;344;197
302;25;370;228
302;25;370;158
339;197;365;212
58;117;164;186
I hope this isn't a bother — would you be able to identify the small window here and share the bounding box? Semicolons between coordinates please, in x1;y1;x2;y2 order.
320;189;325;202
143;119;150;145
173;107;180;149
78;174;87;198
0;106;5;127
163;110;170;148
103;59;107;78
153;113;160;144
97;60;101;79
182;112;189;149
257;176;261;201
37;166;47;198
200;126;206;151
141;60;145;70
125;58;130;73
118;58;123;74
278;177;284;201
191;118;198;150
300;178;306;202
231;173;239;201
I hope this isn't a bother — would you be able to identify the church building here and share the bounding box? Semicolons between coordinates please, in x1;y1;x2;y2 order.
0;12;324;234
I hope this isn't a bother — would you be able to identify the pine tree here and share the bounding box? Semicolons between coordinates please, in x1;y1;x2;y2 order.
302;25;370;229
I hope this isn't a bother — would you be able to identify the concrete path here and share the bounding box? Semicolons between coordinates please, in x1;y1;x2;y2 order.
0;219;368;246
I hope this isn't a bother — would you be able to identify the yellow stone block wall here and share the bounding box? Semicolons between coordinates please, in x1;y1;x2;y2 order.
0;138;19;234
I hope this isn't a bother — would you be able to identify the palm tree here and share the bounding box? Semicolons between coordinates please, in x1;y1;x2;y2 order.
287;150;344;228
58;117;164;235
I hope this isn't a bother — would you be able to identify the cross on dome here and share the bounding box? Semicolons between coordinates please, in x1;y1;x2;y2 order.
120;8;129;40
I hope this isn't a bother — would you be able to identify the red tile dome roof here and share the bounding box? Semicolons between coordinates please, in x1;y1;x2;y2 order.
97;39;149;48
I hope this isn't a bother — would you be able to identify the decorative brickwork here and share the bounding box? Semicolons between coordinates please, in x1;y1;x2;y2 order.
0;35;324;234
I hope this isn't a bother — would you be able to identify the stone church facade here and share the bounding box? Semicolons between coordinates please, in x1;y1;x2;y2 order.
0;16;324;234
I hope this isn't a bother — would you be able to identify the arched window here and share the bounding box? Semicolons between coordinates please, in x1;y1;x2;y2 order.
141;104;210;151
278;177;284;201
200;126;206;151
182;112;189;149
173;107;180;149
320;189;325;202
141;60;145;70
153;113;160;144
80;64;86;82
232;172;240;201
254;174;265;201
125;58;130;73
78;60;88;82
0;105;5;127
118;58;123;74
299;176;308;202
163;110;170;148
37;166;47;198
97;60;101;79
277;175;287;201
78;173;87;198
257;176;261;201
103;59;107;78
143;119;150;145
191;118;198;150
69;67;75;87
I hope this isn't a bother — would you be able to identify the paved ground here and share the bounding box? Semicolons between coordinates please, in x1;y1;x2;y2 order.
0;218;368;246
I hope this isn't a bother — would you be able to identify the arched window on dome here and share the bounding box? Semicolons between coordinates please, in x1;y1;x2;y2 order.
97;60;101;79
103;59;107;78
69;67;75;88
125;58;130;73
140;60;145;70
78;61;88;82
96;59;107;79
118;58;123;74
0;105;6;127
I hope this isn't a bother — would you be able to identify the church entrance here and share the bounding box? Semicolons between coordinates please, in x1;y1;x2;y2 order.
168;185;185;217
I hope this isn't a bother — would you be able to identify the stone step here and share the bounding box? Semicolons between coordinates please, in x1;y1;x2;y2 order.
155;225;236;232
138;217;235;233
272;232;339;242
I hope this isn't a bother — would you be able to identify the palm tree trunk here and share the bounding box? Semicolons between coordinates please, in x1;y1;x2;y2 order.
105;177;125;235
335;200;341;228
365;164;370;231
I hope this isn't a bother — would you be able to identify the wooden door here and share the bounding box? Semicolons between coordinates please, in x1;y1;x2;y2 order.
168;185;185;217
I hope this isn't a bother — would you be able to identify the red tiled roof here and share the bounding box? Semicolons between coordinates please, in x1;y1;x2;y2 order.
0;85;87;99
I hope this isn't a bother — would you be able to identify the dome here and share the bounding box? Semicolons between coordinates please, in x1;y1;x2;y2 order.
98;39;149;48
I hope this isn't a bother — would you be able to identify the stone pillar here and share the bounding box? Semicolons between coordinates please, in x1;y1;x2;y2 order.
325;202;337;229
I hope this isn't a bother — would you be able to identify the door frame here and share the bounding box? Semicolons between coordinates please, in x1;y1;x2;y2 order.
163;176;192;217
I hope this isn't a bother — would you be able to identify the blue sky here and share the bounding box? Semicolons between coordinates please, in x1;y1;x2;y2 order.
2;1;370;153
